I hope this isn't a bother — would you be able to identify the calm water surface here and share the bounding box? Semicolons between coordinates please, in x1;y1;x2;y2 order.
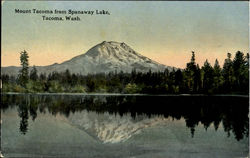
1;94;249;158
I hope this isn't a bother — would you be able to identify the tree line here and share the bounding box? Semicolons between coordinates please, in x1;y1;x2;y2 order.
1;50;249;94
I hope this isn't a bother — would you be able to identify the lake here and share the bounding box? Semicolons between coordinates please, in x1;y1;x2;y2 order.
1;94;249;158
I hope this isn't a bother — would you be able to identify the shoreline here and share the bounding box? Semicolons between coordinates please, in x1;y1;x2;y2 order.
1;92;249;97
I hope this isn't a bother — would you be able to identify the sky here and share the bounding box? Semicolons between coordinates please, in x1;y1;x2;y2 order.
2;1;249;68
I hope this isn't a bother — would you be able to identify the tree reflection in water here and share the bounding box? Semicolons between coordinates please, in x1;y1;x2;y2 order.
1;94;249;141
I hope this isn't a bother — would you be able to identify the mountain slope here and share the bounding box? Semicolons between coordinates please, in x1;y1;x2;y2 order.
2;41;173;76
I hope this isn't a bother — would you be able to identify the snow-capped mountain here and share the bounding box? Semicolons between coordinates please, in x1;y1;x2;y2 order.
67;110;170;143
2;41;173;76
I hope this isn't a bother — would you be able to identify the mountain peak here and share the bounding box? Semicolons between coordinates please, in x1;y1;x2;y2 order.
85;41;135;58
77;41;170;73
2;41;173;76
101;41;126;45
100;41;131;51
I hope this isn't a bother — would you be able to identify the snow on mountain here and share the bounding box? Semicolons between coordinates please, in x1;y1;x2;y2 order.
67;110;171;143
2;41;173;76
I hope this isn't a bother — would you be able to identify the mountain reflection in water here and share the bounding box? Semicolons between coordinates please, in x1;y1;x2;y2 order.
1;94;249;142
67;110;174;143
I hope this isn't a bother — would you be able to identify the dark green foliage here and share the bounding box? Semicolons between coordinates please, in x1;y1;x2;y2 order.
2;51;249;94
185;51;197;92
86;77;96;92
194;64;202;93
18;50;29;87
213;59;223;93
222;53;234;92
202;60;214;93
30;66;38;81
232;51;248;93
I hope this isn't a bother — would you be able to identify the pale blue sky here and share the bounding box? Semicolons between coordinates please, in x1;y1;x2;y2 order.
2;1;249;68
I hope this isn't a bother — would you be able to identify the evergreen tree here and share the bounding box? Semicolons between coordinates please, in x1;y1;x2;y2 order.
39;73;47;81
232;51;246;92
18;50;29;87
242;53;249;93
174;69;183;90
63;69;71;85
30;66;38;81
194;64;202;93
185;51;197;92
213;59;223;93
202;59;214;93
86;77;96;92
222;53;234;93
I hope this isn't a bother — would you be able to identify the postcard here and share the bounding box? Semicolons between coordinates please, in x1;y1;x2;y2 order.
1;1;249;158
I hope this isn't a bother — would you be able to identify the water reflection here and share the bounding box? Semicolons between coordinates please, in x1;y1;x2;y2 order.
1;94;249;141
68;110;172;143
